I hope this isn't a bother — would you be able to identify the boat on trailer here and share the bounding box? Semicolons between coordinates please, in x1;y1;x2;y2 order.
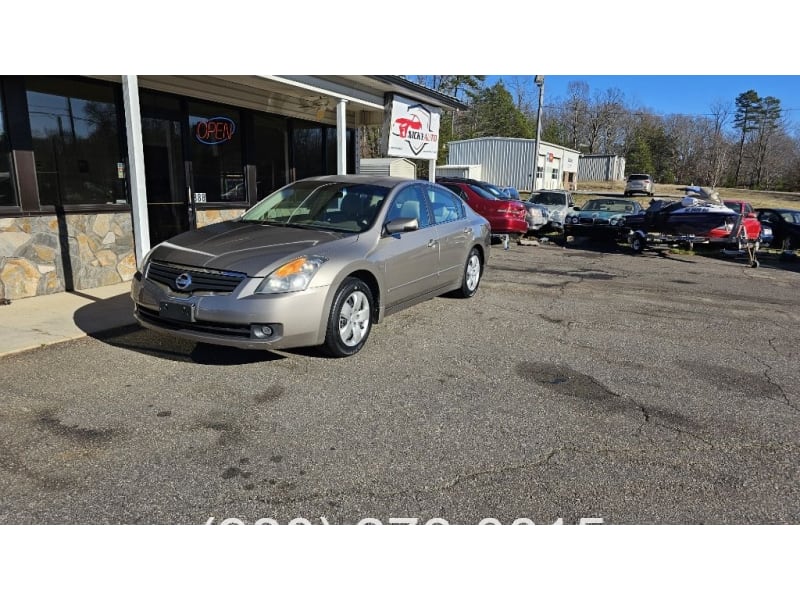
621;186;761;267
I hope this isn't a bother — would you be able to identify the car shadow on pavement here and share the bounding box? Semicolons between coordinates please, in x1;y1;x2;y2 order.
74;294;283;365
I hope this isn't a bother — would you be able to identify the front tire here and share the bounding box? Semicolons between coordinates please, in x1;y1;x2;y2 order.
322;277;373;357
454;247;482;298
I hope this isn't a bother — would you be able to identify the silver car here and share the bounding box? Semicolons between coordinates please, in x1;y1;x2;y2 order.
131;175;491;357
624;174;654;197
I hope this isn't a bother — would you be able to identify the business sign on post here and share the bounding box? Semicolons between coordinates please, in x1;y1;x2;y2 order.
382;94;441;160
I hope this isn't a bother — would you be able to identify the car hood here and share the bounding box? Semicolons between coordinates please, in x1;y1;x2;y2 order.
148;220;357;276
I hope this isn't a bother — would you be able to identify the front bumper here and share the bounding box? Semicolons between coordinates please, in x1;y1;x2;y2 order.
131;272;331;351
564;223;626;240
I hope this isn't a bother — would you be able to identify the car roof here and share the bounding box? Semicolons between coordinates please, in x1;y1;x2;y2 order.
581;197;639;206
298;174;424;188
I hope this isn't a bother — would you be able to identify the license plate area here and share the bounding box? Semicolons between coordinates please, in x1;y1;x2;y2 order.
159;301;196;323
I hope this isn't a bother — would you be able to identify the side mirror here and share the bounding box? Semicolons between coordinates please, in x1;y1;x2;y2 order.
746;212;756;219
385;218;419;234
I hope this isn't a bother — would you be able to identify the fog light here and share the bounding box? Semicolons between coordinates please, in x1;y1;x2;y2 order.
251;324;276;339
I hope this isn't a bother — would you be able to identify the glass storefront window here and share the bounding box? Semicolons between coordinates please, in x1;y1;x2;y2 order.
188;101;244;203
26;76;128;206
253;113;287;201
292;121;323;181
0;88;15;207
293;121;356;182
323;126;356;177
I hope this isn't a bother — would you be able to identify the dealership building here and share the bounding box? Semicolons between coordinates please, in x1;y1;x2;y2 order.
0;75;463;301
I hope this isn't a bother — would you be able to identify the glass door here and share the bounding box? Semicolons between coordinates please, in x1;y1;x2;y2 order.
142;115;187;245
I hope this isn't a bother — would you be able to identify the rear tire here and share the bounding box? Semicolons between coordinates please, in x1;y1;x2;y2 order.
322;277;373;357
454;247;482;298
631;233;646;253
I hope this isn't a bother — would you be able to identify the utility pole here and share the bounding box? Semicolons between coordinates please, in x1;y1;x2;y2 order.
533;76;545;192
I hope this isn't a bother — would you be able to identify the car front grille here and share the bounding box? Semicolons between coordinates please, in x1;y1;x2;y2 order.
579;217;610;225
146;261;247;294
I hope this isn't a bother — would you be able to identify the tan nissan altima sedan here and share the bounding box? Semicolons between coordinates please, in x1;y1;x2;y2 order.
131;175;491;357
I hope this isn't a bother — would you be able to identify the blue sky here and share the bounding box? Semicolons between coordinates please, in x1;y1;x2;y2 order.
9;2;797;136
488;75;800;131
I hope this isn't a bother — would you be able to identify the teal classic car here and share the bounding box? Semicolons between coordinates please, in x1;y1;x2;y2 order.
563;198;644;243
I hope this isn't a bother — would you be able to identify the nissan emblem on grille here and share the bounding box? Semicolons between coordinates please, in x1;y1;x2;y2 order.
175;273;192;290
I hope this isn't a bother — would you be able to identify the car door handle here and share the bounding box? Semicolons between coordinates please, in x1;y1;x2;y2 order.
428;239;438;248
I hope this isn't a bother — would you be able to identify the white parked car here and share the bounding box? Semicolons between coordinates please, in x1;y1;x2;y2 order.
528;189;575;232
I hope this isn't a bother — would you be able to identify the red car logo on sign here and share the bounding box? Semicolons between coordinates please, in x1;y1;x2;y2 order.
395;115;422;137
391;104;438;156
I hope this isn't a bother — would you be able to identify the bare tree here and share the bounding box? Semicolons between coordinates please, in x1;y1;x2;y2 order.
564;81;590;150
596;88;627;153
706;99;732;187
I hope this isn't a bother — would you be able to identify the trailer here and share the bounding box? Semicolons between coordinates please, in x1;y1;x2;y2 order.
626;213;761;268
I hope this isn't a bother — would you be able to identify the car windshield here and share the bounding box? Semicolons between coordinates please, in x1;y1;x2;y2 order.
581;200;638;213
533;192;566;206
241;181;389;233
628;174;650;181
724;201;752;213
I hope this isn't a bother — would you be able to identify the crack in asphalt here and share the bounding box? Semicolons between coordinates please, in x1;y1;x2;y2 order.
750;352;799;413
635;405;716;448
439;448;563;491
212;438;799;514
215;448;569;510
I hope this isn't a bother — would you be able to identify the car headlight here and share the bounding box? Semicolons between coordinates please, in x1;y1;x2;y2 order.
256;256;328;294
571;216;580;224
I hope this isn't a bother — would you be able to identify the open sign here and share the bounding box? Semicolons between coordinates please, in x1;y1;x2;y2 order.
195;117;236;145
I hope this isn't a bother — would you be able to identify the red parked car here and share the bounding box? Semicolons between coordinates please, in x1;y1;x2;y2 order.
438;180;528;237
705;200;761;244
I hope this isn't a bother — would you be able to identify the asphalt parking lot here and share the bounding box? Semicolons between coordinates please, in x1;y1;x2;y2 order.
1;241;798;524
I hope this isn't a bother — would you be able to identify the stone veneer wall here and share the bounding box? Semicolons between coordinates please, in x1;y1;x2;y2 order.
196;208;246;228
0;209;245;300
0;213;136;300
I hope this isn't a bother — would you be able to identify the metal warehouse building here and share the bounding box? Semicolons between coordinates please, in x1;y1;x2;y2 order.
446;137;580;192
578;154;626;182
